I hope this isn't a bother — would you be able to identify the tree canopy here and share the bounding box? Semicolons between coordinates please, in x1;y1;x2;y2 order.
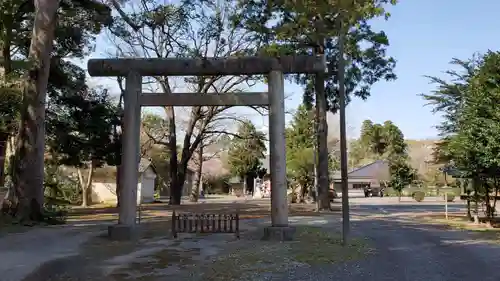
422;51;500;219
227;121;266;180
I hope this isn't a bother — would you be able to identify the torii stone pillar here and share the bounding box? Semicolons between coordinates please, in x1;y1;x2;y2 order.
267;71;288;226
87;56;324;241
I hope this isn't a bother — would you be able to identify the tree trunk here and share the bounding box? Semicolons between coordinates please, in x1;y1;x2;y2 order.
297;183;306;203
315;75;330;210
466;198;472;221
9;0;59;221
314;36;330;210
116;164;122;207
485;191;492;220
492;185;499;219
171;169;187;205
77;162;94;208
243;173;255;195
164;106;181;205
0;132;8;187
0;14;13;189
190;147;203;202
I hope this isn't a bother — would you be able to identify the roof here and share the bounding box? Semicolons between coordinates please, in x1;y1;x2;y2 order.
333;160;389;180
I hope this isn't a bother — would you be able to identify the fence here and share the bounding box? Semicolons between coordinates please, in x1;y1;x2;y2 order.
171;211;240;239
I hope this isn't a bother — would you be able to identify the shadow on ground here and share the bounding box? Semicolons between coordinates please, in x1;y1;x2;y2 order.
19;208;500;281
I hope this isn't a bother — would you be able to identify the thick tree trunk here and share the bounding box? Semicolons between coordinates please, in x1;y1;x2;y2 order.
313;24;330;211
190;146;203;202
315;73;330;210
164;106;182;205
0;132;8;187
8;0;59;221
171;169;187;205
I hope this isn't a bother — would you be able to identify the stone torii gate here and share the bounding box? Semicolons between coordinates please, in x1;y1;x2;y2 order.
87;56;323;241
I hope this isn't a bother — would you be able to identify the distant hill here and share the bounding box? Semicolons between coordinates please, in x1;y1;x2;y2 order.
405;139;441;176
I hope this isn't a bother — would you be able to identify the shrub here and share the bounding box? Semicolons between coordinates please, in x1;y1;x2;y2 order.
413;191;425;202
444;193;455;202
43;203;69;224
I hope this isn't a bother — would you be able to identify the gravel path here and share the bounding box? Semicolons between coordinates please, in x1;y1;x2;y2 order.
3;206;500;281
280;211;500;281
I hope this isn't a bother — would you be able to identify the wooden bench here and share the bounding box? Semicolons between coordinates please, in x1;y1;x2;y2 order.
171;211;240;239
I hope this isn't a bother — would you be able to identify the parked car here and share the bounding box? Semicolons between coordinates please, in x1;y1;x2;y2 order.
364;186;373;197
364;186;383;197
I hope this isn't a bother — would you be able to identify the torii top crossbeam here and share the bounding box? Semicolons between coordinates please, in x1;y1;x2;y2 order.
87;55;324;77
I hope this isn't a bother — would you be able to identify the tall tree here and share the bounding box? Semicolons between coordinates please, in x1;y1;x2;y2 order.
46;87;119;207
109;0;257;205
383;121;412;199
286;105;315;202
388;155;413;200
227;121;266;193
232;0;397;209
12;0;60;221
350;119;403;166
446;51;500;220
420;57;479;164
0;0;111;219
383;120;407;156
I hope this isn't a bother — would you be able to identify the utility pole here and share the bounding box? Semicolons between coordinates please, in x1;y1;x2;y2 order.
313;121;319;209
337;26;350;246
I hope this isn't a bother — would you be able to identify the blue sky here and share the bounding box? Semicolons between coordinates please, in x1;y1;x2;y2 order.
86;0;499;140
343;0;500;139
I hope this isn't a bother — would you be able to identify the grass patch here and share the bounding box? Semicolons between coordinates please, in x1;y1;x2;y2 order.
291;226;368;264
416;214;500;243
194;225;371;281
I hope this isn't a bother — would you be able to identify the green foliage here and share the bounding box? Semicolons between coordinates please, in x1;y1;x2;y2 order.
286;105;315;187
46;87;120;169
420;57;479;165
350;119;409;165
227;121;266;179
0;78;21;134
413;190;425;202
42;202;69;225
232;0;397;111
422;52;500;220
285;105;340;192
349;120;412;195
353;119;413;193
44;161;81;205
436;52;500;180
0;0;112;98
388;155;413;195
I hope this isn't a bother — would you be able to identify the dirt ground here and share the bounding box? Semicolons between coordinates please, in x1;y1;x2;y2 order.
4;201;346;281
67;201;330;223
20;219;366;281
